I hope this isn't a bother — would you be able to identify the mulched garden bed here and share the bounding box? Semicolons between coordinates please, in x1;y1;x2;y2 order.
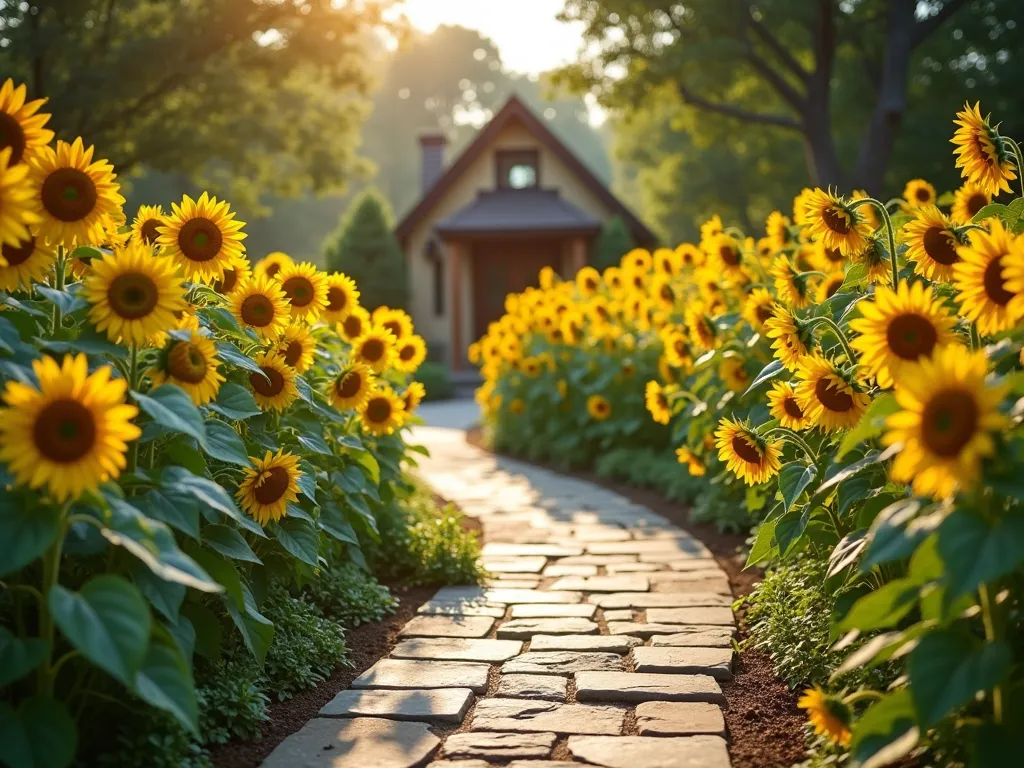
466;426;808;768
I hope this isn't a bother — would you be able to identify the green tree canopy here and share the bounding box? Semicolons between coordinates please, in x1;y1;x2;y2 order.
592;215;635;269
323;188;407;311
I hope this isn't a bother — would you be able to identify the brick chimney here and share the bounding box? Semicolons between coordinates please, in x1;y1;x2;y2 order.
418;132;447;193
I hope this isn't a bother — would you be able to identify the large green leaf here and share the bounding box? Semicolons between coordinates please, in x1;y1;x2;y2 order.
224;582;274;665
850;689;919;768
937;508;1024;602
778;462;816;511
775;505;812;557
204;420;253;467
908;630;1011;727
297;431;332;456
186;549;244;609
836;394;899;459
209;382;262;421
140;488;202;539
130;561;186;622
48;575;151;686
742;359;784;396
0;697;77;768
134;385;207;446
161;466;265;536
0;497;62;578
320;500;359;544
296;459;318;503
839;578;920;632
272;517;320;567
860;499;940;571
134;636;199;735
0;628;47;688
215;342;269;381
180;603;222;662
202;524;262;563
745;516;779;567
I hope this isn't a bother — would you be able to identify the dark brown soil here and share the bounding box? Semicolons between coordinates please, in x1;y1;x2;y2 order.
466;426;808;768
209;584;436;768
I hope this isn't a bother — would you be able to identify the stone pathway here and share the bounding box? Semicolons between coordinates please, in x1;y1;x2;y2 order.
262;422;735;767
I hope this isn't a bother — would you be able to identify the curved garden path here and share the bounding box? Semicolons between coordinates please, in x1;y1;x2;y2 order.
261;405;735;767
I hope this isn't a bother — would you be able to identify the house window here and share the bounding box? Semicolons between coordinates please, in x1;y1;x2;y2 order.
426;240;444;316
496;149;539;189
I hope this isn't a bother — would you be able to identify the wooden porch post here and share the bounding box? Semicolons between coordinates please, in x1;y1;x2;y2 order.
569;236;588;276
448;240;463;370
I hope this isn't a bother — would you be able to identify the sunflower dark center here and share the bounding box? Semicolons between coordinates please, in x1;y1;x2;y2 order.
283;340;303;367
783;397;804;420
921;389;979;458
399;343;416;361
265;262;282;279
585;277;598;291
213;268;238;295
823;278;843;299
282;277;313;306
365;397;392;423
886;314;938;361
108;272;159;319
922;226;959;266
983;255;1014;306
756;304;774;324
41;168;98;222
822;206;851;235
660;284;675;302
967;194;988;217
139;218;161;245
731;434;763;465
361;338;385;362
253;466;290;505
815;376;854;412
326;286;347;311
824;247;844;264
240;294;275;327
251;366;285;397
719;245;740;266
336;370;363;399
2;235;36;266
383;320;402;338
342;315;363;338
915;187;931;202
0;112;26;165
167;341;209;383
33;399;97;463
673;339;687;357
178;218;223;262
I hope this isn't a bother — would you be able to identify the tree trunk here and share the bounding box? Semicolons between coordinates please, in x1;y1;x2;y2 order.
851;0;916;194
802;0;845;188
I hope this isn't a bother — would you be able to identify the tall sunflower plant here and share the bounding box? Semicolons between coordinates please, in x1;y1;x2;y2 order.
476;101;1024;766
0;79;429;767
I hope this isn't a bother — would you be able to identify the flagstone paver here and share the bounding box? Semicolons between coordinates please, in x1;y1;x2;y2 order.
542;563;599;577
549;575;650;592
472;698;627;735
591;592;732;608
497;673;567;701
575;671;727;705
496;617;599;639
646;607;736;626
502;651;625;676
398;615;495;638
482;556;548;573
649;628;736;647
568;734;732;768
351;659;489;693
442;731;557;760
608;621;734;639
632;647;734;680
319;688;474;722
509;602;597;619
635;701;727;736
603;609;635;621
416;600;506;618
528;634;642;653
390;638;523;662
262;717;440;767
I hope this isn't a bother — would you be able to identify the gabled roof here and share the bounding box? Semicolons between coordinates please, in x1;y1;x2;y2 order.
435;188;601;238
394;94;657;246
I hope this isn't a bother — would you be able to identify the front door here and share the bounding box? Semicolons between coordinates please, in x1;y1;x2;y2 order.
471;239;562;341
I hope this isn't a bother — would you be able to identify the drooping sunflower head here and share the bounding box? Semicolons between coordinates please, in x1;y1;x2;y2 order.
901;206;964;283
248;351;299;413
322;272;360;324
685;300;718;351
236;449;302;526
676;447;707;476
587;394;612;421
0;78;54;166
794;354;870;432
850;280;959;389
149;315;225;406
798;687;852;748
801;188;871;256
771;254;813;309
952;218;1024;336
373;306;414;342
742;288;777;332
576;265;602;297
764;305;814;371
765;210;792;251
951;102;1017;196
719;356;751;393
0;232;55;291
0;147;38;250
253;251;293;282
0;353;141;502
228;275;292;340
82;240;189;347
328;361;375;411
157;192;245;283
884;345;1007;500
28;138;125;248
131;204;167;246
675;243;705;269
950;182;992;225
395;334;428;373
276;322;317;374
358;385;406;435
402;381;426;413
853;236;893;286
645;380;672;425
212;254;252;296
715;417;782;486
903;178;936;209
276;261;328;322
815;271;846;303
352;325;397;373
767;380;809;430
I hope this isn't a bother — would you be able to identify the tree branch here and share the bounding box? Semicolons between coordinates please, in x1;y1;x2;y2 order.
747;15;809;82
677;84;802;130
745;50;807;111
910;0;971;49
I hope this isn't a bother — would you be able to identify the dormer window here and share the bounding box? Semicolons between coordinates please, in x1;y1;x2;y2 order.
496;149;539;190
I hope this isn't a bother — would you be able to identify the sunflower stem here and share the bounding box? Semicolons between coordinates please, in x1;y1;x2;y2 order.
51;250;66;334
842;689;884;706
850;197;899;287
763;426;818;462
127;343;140;474
1006;138;1024;199
805;315;857;364
979;582;1004;723
969;323;982;351
37;502;70;697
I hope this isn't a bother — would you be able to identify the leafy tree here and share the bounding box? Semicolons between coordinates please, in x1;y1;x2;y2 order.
323;188;407;310
557;0;1021;193
592;215;635;269
1;0;387;207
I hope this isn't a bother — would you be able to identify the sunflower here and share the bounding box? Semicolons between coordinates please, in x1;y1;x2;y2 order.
675;243;705;269
0;354;140;502
792;187;815;226
276;322;316;374
0;78;54;165
798;688;851;748
809;241;847;273
82;241;188;346
212;255;252;295
766;381;810;430
661;326;693;370
952;218;1024;336
645;380;672;425
253;251;293;282
854;236;893;286
651;274;677;309
27;138;124;249
352;326;396;373
402;381;426;413
394;335;427;373
576;266;602;296
0;148;39;251
228;276;291;340
685;301;718;351
709;233;744;273
603;266;624;292
742;288;777;332
248;351;299;412
373;307;414;341
676;447;706;476
801;189;871;256
815;271;846;303
950;182;991;225
0;233;55;291
766;211;793;251
622;248;652;273
322;272;360;324
587;394;612;421
771;255;813;309
359;385;406;435
719;357;750;393
338;305;371;342
715;418;782;486
131;204;167;246
903;179;936;209
157;192;246;284
539;265;558;290
699;215;723;249
328;362;375;410
236;449;302;526
850;190;880;229
951;102;1017;196
756;237;775;261
276;261;328;322
794;355;870;432
850;280;959;388
653;247;680;277
901;206;963;282
149;315;224;406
